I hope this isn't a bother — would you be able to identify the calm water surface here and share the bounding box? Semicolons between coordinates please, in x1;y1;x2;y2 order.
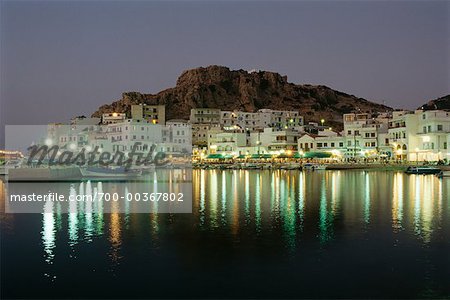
1;170;449;299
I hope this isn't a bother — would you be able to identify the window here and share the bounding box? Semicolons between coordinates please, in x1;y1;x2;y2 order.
348;130;351;135
324;143;328;147
365;133;370;138
422;114;426;119
371;142;376;147
347;141;351;146
331;143;335;147
371;133;376;137
444;142;448;150
423;126;427;133
339;142;344;147
355;130;360;136
317;143;323;147
437;125;443;131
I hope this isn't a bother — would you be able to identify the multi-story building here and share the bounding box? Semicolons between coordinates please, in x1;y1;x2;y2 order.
162;119;192;155
207;128;247;155
131;104;166;125
388;111;419;160
416;110;450;161
259;128;299;152
220;109;303;131
106;119;163;153
387;109;450;161
102;113;126;124
190;108;221;147
343;113;389;158
257;109;303;130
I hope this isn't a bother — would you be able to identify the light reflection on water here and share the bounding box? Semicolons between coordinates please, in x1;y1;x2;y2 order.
1;170;449;298
2;170;449;258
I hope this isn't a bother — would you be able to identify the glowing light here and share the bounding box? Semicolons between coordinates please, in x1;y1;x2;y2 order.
112;113;118;117
45;138;53;146
422;136;430;142
286;150;293;156
331;149;341;156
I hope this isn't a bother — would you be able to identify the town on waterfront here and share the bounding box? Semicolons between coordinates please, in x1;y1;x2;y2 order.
1;1;449;299
2;103;450;173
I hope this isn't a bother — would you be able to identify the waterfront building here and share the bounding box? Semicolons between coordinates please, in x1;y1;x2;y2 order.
388;110;419;160
259;128;299;152
298;131;346;159
387;110;450;161
162;119;192;155
106;119;163;153
343;113;389;158
207;127;247;155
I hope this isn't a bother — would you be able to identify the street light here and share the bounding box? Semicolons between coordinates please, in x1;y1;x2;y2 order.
321;119;325;126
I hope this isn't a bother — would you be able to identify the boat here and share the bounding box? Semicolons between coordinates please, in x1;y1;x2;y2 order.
405;166;441;175
279;163;301;170
242;163;262;170
303;163;327;170
80;166;142;179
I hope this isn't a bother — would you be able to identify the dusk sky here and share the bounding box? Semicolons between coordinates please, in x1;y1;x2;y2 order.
1;1;449;146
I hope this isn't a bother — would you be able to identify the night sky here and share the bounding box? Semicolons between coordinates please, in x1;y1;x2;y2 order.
1;1;449;147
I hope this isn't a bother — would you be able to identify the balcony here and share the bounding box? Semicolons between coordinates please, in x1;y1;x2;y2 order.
388;123;406;129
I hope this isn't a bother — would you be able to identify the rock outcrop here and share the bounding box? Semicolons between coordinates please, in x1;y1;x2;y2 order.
419;95;450;111
91;65;392;128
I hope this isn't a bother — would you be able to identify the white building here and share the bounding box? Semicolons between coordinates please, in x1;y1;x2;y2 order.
162;119;192;155
259;128;299;152
390;110;450;161
220;109;303;131
343;113;389;158
207;128;247;155
298;131;346;158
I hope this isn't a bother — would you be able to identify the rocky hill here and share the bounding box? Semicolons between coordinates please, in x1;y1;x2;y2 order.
419;95;450;110
91;65;392;128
